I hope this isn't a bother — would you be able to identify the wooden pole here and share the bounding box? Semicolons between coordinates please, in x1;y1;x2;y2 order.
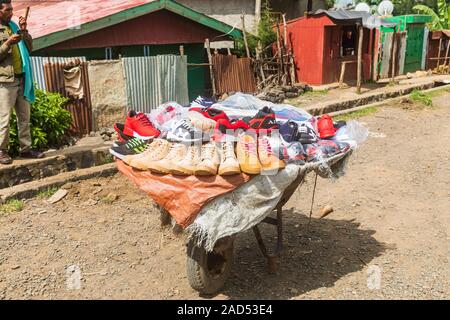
357;25;364;94
391;30;398;82
24;6;30;20
276;23;283;85
339;62;346;88
437;38;442;68
205;39;216;97
179;45;184;57
443;40;450;66
241;15;251;58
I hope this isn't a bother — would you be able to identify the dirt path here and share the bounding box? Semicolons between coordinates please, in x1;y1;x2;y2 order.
0;91;449;300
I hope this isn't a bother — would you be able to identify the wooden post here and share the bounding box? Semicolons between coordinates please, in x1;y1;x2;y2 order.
179;45;184;57
227;47;231;56
437;38;442;68
205;39;216;97
241;15;251;58
443;40;450;66
357;25;364;94
391;30;398;82
276;23;283;85
339;62;346;88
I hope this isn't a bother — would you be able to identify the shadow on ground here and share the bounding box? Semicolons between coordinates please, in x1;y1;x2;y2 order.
217;208;386;299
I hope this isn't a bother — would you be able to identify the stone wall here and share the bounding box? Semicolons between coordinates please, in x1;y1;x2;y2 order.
0;147;111;189
177;0;258;32
88;60;127;131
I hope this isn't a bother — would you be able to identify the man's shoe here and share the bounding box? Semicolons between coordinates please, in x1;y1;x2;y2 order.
20;150;45;159
218;142;241;176
236;134;262;175
0;151;12;165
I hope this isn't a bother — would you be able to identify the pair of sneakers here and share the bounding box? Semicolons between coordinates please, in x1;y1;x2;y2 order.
236;133;286;175
133;141;240;176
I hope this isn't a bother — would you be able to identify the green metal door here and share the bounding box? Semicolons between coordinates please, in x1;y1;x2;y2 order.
404;24;424;73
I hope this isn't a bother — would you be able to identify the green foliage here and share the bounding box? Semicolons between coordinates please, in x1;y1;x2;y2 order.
234;0;277;57
334;106;379;121
410;89;433;106
8;89;72;155
36;187;59;200
0;199;24;214
413;0;449;30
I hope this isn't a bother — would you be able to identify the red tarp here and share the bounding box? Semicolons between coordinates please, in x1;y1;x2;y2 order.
117;160;252;228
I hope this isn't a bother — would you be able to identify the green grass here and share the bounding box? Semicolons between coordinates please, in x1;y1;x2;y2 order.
104;154;114;164
0;199;24;214
334;106;379;121
409;90;433;107
426;87;450;98
304;89;329;96
35;187;58;199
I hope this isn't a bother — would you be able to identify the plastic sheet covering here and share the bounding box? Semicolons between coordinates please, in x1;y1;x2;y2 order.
188;152;353;252
116;160;252;227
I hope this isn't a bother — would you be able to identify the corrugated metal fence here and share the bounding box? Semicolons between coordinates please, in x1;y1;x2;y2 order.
212;54;257;95
30;56;86;91
43;60;93;136
122;55;189;113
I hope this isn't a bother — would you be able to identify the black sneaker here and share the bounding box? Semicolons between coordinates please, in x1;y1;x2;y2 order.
297;123;319;144
109;138;150;160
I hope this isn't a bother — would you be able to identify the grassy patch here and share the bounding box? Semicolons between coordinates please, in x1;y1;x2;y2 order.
36;187;58;199
104;154;114;164
304;89;329;96
409;90;433;107
334;106;379;121
426;87;450;98
0;199;24;214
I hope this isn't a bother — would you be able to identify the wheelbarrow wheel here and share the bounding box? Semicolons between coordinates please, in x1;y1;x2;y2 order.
186;237;234;295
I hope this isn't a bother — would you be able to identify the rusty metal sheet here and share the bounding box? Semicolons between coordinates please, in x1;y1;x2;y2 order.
212;54;256;95
44;60;93;136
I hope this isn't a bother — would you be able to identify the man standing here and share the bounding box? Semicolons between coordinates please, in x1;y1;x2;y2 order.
0;0;44;165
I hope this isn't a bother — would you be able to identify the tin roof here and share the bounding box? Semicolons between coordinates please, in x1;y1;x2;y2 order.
12;0;242;50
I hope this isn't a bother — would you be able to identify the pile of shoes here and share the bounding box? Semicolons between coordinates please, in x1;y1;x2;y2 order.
109;96;359;176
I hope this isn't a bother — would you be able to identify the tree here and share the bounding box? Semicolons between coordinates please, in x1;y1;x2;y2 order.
413;0;450;30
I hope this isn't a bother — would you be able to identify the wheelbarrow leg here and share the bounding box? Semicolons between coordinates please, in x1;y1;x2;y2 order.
252;206;283;274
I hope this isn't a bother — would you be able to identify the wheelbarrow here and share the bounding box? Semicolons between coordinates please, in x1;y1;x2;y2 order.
163;170;309;295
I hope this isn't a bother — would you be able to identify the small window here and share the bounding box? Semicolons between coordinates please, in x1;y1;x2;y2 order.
144;45;150;57
105;47;113;60
341;26;357;57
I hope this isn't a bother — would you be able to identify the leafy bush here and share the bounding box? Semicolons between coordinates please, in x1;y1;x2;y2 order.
234;0;277;57
9;89;72;155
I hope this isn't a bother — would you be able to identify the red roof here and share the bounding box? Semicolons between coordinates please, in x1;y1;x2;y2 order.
13;0;154;39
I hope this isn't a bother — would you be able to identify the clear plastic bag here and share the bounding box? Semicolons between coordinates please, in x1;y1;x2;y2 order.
147;102;187;132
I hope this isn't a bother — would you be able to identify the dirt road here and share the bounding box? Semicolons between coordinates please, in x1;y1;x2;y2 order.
0;90;449;300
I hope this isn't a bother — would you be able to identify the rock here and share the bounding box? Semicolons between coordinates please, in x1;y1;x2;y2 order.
103;193;118;203
83;199;99;207
47;189;68;204
11;265;20;270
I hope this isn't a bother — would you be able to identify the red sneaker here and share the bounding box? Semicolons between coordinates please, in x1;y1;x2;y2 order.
248;107;278;133
189;107;229;122
114;123;133;143
123;111;160;139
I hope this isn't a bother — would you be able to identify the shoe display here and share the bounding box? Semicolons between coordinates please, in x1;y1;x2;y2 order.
109;138;150;160
190;107;229;122
258;135;286;173
247;106;278;133
195;143;220;176
125;139;171;170
166;119;204;143
147;143;187;174
123;110;160;139
171;145;201;176
114;123;133;143
236;134;262;175
218;142;241;176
